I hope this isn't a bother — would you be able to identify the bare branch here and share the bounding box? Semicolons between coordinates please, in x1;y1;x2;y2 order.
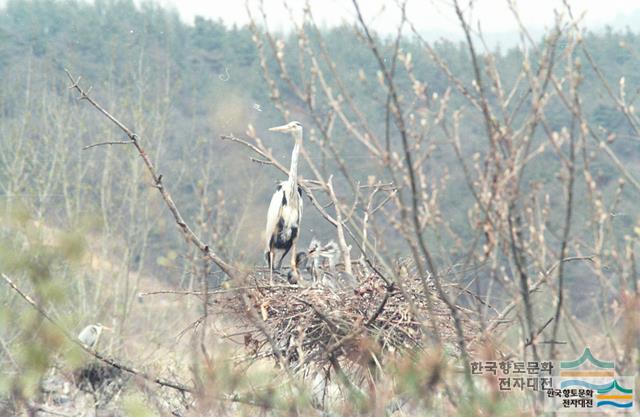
65;69;235;278
82;140;134;150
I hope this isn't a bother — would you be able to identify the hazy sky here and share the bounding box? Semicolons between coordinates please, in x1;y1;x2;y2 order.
161;0;639;39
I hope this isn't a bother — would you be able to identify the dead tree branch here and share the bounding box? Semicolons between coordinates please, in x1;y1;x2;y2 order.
65;69;235;278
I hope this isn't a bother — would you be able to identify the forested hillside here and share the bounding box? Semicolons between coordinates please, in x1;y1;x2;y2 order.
1;1;638;415
1;0;637;265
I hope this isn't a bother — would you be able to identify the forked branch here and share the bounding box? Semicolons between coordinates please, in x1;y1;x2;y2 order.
65;69;235;279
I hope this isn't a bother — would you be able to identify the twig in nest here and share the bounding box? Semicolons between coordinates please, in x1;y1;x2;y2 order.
293;296;340;333
365;290;391;327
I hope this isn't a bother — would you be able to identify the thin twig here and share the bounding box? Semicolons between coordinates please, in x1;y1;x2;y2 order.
83;140;134;150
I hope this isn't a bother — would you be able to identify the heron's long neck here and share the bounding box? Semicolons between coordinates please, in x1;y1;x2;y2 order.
288;130;302;184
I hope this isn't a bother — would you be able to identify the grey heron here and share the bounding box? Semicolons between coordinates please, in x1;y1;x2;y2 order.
75;324;124;404
264;121;304;284
78;323;111;350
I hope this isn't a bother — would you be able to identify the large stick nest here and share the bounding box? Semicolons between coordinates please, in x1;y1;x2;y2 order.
216;259;479;374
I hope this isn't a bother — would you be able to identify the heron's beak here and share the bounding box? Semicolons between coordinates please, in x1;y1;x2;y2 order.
102;326;113;332
269;124;290;133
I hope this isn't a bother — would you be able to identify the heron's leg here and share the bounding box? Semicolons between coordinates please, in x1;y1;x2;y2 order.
277;245;291;270
289;241;299;283
269;250;275;286
291;241;298;271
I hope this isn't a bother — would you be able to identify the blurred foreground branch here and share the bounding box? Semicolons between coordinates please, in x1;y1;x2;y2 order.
1;272;193;393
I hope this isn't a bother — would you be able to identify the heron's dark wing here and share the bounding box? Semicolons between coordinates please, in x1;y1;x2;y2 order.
265;185;285;249
297;190;303;227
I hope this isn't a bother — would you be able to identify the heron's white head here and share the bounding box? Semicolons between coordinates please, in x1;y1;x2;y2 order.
308;238;321;255
269;121;302;134
78;323;112;350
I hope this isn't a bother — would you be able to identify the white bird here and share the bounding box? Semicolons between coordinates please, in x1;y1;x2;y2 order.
78;323;111;350
308;239;340;281
318;240;340;270
264;121;304;284
309;240;358;289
